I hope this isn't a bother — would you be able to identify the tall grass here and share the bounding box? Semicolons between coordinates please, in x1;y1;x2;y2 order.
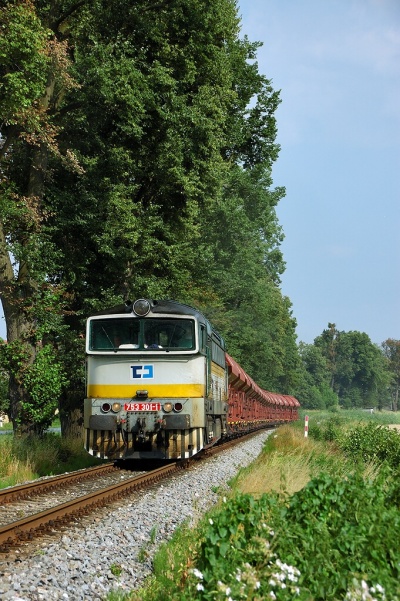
0;432;103;488
231;426;344;497
0;436;35;487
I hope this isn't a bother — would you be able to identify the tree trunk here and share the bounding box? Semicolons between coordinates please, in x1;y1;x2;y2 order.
59;390;84;440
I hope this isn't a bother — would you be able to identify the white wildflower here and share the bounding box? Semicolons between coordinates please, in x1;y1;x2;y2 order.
192;568;203;580
196;583;204;591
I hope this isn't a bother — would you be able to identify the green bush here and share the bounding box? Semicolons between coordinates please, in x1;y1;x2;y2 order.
340;422;400;468
179;419;400;601
308;416;345;442
280;470;400;600
181;471;400;601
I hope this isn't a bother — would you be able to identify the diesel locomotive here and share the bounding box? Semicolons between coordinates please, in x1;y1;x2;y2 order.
84;298;299;460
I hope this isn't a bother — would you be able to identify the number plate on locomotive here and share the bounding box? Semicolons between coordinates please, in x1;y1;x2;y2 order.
124;402;161;412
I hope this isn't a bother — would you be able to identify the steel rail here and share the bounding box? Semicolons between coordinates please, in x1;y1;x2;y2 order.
0;463;116;504
0;428;272;552
0;463;178;552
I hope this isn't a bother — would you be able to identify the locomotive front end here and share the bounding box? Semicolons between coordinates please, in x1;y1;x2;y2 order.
84;299;227;460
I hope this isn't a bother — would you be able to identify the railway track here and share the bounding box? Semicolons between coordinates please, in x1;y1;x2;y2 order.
0;431;263;553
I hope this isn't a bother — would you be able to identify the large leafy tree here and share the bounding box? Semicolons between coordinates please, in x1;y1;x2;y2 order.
0;0;76;433
1;0;298;433
190;164;299;392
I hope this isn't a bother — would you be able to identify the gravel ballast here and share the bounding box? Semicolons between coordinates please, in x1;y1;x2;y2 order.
0;431;272;601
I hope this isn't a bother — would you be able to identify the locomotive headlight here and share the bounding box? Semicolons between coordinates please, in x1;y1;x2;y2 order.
133;299;151;316
163;402;173;413
112;402;121;412
174;402;183;412
101;403;111;413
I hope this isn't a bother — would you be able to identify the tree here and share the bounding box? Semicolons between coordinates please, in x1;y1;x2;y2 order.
314;323;339;389
189;165;299;392
294;342;338;409
0;0;75;433
382;339;400;411
1;0;293;433
314;326;390;408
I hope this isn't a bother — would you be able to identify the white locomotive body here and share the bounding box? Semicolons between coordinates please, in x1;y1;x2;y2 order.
84;298;228;459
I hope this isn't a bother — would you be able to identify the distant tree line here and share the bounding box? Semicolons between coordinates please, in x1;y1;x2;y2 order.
296;324;400;411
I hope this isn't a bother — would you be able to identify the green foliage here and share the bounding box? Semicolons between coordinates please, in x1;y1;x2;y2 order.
381;339;400;410
110;564;122;577
191;165;298;391
295;343;339;409
339;422;400;468
1;0;298;432
0;341;10;414
308;415;346;443
0;0;50;124
21;345;67;434
300;326;392;409
0;339;30;380
129;418;400;601
175;469;400;601
278;471;400;600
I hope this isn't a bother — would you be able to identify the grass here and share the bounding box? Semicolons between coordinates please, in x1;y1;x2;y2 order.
232;427;320;497
297;407;400;428
0;431;104;488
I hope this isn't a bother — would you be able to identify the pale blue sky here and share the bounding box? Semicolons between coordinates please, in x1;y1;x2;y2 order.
239;0;400;345
1;0;399;345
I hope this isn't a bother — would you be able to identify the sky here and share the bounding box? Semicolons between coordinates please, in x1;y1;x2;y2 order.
1;0;399;345
238;0;400;345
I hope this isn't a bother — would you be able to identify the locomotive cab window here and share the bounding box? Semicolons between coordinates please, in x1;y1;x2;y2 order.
88;317;195;352
90;319;140;350
143;319;195;350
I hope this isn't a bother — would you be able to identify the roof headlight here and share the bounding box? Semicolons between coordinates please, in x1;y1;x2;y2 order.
133;299;151;316
112;403;121;412
163;402;173;413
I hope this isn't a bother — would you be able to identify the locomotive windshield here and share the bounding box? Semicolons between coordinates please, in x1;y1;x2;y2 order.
89;318;195;351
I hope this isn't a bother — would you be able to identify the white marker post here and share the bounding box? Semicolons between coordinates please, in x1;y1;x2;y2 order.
304;414;309;438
